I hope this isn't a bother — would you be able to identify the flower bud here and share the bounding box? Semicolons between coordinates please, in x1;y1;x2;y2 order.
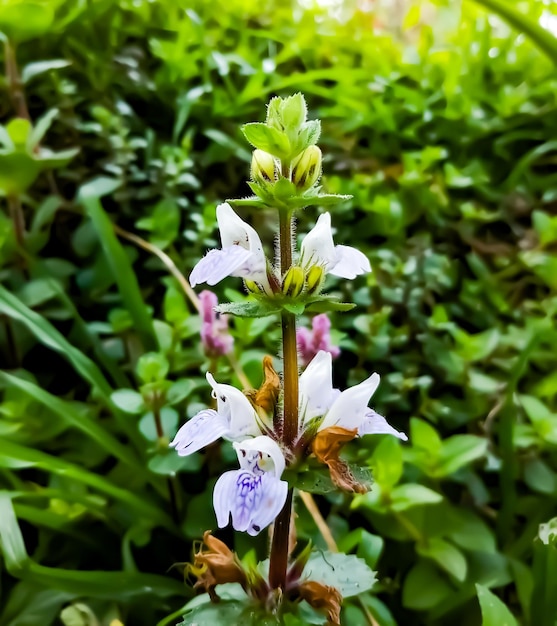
244;279;262;294
291;146;322;191
282;266;305;297
250;149;276;184
305;265;324;294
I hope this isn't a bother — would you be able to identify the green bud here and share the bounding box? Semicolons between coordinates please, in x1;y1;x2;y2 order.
250;149;277;184
291;146;322;191
244;279;262;294
282;266;305;297
305;265;325;294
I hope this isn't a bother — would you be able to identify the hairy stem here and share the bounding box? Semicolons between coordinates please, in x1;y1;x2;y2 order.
4;40;30;120
269;208;299;590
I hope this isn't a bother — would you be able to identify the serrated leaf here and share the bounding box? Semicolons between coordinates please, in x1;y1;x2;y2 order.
216;301;280;318
303;552;376;597
241;123;290;158
305;300;355;313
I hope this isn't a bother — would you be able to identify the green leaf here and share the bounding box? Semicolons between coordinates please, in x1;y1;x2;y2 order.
303;552;376;598
0;372;143;472
0;440;173;530
0;286;113;403
305;300;355;313
283;302;305;315
370;436;403;490
0;493;29;576
216;301;281;318
0;2;54;42
21;59;71;83
403;560;453;610
390;484;443;511
110;389;145;414
476;584;518;626
417;537;467;582
79;186;159;353
241;123;291;158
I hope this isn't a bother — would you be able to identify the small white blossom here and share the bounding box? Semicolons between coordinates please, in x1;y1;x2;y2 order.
190;203;272;292
300;212;371;280
298;350;407;440
213;436;288;536
169;372;261;456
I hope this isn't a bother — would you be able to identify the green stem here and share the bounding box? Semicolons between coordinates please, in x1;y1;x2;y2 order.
269;207;298;590
470;0;557;65
8;194;25;249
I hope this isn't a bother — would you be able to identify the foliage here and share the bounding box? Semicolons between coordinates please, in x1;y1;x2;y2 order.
1;0;557;624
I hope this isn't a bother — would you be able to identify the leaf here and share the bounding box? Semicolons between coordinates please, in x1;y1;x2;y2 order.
28;109;58;148
241;123;290;158
0;372;143;472
79;186;159;352
110;389;145;414
21;59;71;83
0;493;29;576
216;301;281;318
417;537;467;582
0;2;54;42
283;302;305;315
403;560;453;610
0;440;173;530
305;300;355;313
303;552;377;598
390;484;443;511
0;286;113;403
476;584;518;626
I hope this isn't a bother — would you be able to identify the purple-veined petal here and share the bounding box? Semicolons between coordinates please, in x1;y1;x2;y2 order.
359;409;408;441
169;409;229;456
206;373;260;439
299;350;336;426
329;244;371;279
190;247;253;287
320;372;380;431
213;469;288;536
233;435;286;477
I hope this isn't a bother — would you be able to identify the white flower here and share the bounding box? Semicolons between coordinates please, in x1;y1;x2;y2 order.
190;203;271;292
300;212;371;280
213;435;288;536
169;372;261;456
298;350;407;440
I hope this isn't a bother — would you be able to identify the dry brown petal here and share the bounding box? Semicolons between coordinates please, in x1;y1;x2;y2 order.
298;580;343;625
193;531;247;601
312;427;367;494
245;356;281;416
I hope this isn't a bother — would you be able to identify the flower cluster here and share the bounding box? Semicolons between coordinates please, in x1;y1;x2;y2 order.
173;94;408;617
171;350;406;535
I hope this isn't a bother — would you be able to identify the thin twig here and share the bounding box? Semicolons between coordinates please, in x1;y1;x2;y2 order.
113;225;252;389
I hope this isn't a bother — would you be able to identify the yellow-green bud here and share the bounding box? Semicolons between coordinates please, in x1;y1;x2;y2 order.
244;279;262;294
282;266;305;297
291;146;322;191
250;149;277;184
305;265;324;294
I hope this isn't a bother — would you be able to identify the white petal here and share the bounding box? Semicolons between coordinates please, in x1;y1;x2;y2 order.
358;409;408;441
216;203;269;287
299;350;335;426
206;373;260;439
233;435;286;477
329;245;371;279
213;469;288;536
189;247;252;287
320;372;381;431
300;212;336;271
169;409;229;455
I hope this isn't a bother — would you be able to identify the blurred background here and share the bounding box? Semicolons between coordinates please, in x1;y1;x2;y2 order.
1;0;557;625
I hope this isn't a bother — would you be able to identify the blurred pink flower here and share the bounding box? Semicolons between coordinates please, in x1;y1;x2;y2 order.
297;313;340;367
199;290;234;357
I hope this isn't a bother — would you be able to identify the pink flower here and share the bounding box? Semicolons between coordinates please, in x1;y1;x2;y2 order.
199;290;234;357
297;314;340;367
